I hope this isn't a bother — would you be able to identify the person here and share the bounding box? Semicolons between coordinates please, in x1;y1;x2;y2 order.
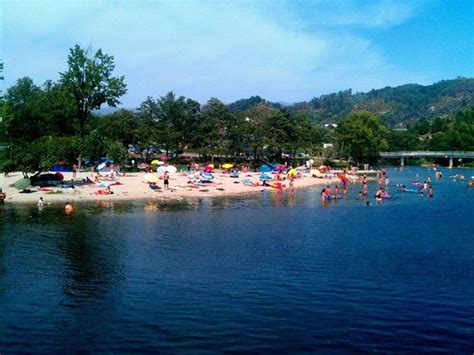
38;197;45;208
362;183;368;196
72;164;78;180
97;186;113;195
65;202;74;213
0;188;6;205
289;175;295;194
163;171;169;190
375;188;384;201
429;185;433;198
320;188;327;202
325;185;332;196
334;185;339;196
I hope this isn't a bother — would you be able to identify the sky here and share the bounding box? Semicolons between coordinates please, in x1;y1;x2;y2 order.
1;0;473;107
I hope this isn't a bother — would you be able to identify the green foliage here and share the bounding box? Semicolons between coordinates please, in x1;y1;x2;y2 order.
284;78;474;127
90;109;138;146
428;107;474;151
386;130;420;151
60;44;127;137
137;92;201;153
336;111;388;163
227;95;267;113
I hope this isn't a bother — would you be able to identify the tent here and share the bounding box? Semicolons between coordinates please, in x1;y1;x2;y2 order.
13;178;31;190
259;163;275;173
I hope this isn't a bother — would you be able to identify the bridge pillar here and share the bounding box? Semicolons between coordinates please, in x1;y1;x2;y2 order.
449;157;453;169
400;157;404;167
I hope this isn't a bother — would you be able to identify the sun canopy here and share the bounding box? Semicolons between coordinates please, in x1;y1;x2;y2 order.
222;163;233;169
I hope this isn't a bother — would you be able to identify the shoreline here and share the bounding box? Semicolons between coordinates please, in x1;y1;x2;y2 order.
0;170;338;206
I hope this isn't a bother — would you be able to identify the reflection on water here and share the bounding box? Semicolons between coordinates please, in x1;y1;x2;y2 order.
1;167;474;352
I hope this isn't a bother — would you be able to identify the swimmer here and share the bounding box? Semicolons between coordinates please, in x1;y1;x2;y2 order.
65;202;74;213
429;186;433;198
38;197;45;208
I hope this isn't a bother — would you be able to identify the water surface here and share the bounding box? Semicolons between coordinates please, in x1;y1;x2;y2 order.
1;167;473;352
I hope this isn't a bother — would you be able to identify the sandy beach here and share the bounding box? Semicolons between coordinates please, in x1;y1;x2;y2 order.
0;169;340;205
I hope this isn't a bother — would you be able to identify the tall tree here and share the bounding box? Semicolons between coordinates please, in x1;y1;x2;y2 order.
60;45;127;147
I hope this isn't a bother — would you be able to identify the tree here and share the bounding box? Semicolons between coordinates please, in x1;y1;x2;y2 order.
60;45;127;165
137;92;200;155
336;111;388;164
90;109;138;146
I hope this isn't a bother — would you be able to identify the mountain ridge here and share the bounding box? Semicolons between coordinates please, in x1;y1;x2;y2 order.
227;77;474;127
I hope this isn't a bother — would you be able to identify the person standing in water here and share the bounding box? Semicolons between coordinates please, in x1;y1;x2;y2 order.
429;185;433;198
289;175;295;194
65;202;74;213
38;197;45;208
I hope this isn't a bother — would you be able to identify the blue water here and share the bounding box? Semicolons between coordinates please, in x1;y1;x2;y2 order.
1;167;473;352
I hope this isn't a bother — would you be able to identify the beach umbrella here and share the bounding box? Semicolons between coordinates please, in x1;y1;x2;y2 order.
150;159;160;165
160;155;170;161
287;168;298;176
166;166;177;173
13;178;31;190
144;173;158;183
222;163;233;169
138;163;149;170
157;161;165;165
157;166;167;173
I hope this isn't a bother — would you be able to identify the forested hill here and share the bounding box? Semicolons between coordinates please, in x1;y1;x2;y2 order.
227;77;474;127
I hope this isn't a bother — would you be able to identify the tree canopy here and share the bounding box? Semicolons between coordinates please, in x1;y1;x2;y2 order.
336;111;388;163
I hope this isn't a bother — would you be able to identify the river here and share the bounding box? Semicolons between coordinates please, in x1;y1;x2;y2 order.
1;167;473;352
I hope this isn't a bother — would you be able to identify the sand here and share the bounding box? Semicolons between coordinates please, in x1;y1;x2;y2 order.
0;169;339;205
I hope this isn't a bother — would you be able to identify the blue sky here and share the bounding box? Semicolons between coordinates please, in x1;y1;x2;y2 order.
1;0;473;107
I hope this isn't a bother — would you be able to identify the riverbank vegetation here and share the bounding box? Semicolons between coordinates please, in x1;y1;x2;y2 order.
0;46;473;174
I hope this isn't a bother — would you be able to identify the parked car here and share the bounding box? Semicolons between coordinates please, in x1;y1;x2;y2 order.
128;144;142;155
146;146;162;155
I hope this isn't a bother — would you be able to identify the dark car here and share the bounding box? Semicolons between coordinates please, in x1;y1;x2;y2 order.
144;146;162;155
128;144;143;155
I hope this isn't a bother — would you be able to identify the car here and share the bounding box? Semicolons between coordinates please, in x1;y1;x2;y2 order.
128;144;142;155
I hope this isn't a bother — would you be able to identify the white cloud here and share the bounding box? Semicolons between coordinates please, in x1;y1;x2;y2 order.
1;0;434;106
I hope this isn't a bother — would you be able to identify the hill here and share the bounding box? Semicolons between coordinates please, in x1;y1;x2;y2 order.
227;77;474;127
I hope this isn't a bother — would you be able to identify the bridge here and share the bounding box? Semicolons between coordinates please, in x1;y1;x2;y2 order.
380;151;474;168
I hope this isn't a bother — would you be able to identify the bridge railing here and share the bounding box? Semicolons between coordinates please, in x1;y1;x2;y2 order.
380;151;474;158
